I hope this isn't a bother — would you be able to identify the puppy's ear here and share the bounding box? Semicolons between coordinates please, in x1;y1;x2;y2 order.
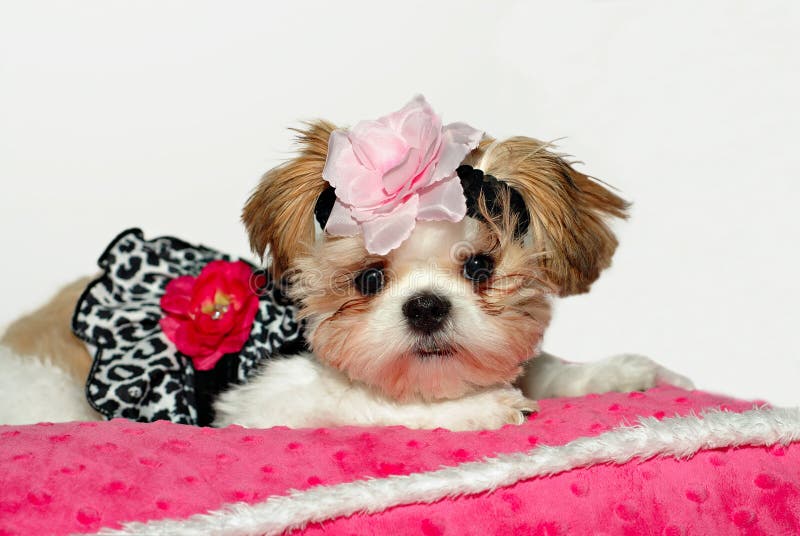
242;120;335;277
470;136;629;296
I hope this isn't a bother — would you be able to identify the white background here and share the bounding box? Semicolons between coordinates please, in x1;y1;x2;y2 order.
1;1;798;405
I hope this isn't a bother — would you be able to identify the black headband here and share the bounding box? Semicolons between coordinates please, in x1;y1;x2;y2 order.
314;165;530;239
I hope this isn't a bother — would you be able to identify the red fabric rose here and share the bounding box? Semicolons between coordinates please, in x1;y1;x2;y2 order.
159;260;259;370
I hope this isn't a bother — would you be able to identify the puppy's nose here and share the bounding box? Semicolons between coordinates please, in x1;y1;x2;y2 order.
402;292;451;334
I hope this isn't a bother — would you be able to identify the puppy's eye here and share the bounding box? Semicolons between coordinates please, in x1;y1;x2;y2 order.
354;266;385;295
462;254;494;283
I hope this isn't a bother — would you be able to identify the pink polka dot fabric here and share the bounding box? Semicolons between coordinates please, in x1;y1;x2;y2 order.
1;385;799;535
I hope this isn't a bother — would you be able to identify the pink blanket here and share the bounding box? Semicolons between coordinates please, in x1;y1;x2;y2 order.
2;385;799;535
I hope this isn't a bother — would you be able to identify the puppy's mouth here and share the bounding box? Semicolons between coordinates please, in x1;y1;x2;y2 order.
413;341;455;359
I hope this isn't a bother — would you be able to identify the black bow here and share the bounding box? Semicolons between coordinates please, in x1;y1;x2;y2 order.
456;165;530;238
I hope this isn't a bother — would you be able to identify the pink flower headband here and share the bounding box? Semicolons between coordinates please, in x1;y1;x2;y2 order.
317;95;485;255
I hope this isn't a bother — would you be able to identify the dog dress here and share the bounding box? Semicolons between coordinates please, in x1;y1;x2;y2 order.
72;228;305;426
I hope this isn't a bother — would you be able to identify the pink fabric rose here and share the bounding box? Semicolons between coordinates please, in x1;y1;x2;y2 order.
322;95;484;254
159;260;259;370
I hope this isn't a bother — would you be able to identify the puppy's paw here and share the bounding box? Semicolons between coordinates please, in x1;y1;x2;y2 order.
495;389;540;425
446;387;538;431
585;354;694;394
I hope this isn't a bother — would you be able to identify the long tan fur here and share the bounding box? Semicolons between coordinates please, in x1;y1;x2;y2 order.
466;137;629;296
2;277;94;380
242;121;336;277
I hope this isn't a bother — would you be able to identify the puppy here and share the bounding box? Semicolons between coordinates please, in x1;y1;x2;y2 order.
1;96;690;429
213;97;690;429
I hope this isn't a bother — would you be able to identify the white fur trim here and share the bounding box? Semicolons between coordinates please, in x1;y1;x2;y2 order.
98;406;800;536
0;345;101;424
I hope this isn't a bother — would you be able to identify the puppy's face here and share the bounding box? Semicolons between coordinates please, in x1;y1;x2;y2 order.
243;121;628;401
291;218;551;401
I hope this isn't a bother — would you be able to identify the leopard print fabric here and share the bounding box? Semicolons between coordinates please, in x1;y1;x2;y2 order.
72;228;304;425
